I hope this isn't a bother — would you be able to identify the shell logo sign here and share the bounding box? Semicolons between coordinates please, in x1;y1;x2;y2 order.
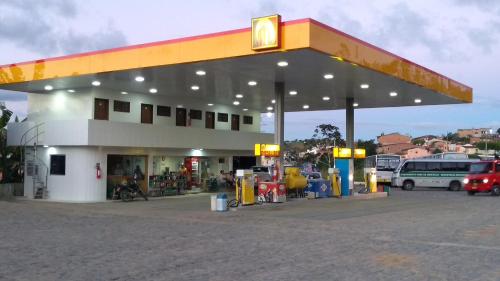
333;148;366;159
254;144;280;157
251;15;281;50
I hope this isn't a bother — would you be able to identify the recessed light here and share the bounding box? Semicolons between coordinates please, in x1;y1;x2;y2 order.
92;81;101;86
43;145;49;148
233;101;240;105
390;91;398;97
44;85;53;91
67;89;75;93
267;106;273;111
303;104;309;109
121;91;128;95
289;90;298;96
360;84;369;89
322;96;330;101
353;103;359;107
235;94;244;98
195;70;206;76
277;61;288;67
149;88;158;94
248;81;257;86
207;103;214;106
135;76;145;82
191;85;200;91
266;112;273;118
243;108;248;111
324;74;334;79
271;99;276;104
177;105;184;108
414;99;422;104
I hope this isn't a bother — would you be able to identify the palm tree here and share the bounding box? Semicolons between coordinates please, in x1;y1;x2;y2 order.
0;104;22;183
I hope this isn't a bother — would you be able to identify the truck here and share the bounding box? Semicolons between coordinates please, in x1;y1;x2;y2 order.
463;160;500;196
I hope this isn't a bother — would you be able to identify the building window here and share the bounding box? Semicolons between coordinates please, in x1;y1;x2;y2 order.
157;105;171;117
50;155;66;175
113;100;130;113
189;109;202;120
243;115;253;125
217;113;228;122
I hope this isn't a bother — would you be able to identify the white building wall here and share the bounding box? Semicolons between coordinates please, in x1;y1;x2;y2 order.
24;146;107;202
25;88;262;132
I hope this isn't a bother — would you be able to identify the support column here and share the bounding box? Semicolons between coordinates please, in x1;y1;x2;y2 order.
274;82;285;181
346;97;355;194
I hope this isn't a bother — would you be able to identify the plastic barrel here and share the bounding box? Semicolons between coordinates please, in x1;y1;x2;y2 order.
216;193;228;212
210;195;217;211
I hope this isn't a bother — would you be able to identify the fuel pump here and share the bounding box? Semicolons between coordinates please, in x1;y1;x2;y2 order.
254;144;286;203
365;168;378;193
235;169;255;205
329;167;341;197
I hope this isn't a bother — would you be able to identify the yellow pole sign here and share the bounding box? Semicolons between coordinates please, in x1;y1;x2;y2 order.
255;144;280;157
251;15;281;51
333;148;366;159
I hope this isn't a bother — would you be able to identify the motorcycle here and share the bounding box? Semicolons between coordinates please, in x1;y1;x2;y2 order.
114;180;149;202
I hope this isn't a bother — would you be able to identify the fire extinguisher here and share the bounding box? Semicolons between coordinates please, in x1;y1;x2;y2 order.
96;163;102;179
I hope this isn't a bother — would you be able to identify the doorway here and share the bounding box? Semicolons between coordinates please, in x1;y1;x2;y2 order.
141;104;153;124
94;98;109;120
176;108;187;126
205;111;215;129
231;114;240;131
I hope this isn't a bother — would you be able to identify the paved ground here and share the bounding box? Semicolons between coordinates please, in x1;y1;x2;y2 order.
1;189;499;281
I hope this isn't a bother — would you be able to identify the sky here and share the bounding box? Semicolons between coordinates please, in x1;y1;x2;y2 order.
0;0;499;141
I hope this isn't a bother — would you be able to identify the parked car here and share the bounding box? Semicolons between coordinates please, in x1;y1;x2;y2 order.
302;172;322;180
463;160;500;196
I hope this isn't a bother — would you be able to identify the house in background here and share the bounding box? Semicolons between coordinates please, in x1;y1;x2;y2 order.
377;133;411;146
401;147;431;159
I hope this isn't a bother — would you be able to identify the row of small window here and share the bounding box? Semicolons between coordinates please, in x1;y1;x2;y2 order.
401;161;471;172
113;100;253;124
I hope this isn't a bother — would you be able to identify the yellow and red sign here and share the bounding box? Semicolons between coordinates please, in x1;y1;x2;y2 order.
251;15;281;50
333;148;366;159
255;144;280;157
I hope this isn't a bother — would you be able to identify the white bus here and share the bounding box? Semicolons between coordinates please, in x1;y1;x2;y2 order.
392;158;479;191
364;154;402;184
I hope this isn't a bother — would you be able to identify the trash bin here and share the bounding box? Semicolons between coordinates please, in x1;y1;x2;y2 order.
383;185;391;195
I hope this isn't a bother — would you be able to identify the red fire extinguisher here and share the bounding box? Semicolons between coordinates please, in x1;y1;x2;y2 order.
96;163;102;179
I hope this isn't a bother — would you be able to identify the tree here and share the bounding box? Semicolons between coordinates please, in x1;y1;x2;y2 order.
497;128;500;135
310;124;346;174
433;148;443;154
0;104;22;183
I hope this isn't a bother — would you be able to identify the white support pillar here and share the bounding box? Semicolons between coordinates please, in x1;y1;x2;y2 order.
274;82;285;180
346;97;355;193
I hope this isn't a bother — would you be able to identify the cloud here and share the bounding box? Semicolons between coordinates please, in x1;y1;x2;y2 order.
0;0;127;56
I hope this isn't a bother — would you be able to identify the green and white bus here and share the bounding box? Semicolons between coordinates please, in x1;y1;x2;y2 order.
392;159;479;191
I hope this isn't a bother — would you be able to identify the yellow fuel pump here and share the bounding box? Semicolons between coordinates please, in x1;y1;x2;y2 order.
329;168;341;197
366;168;378;193
235;169;255;205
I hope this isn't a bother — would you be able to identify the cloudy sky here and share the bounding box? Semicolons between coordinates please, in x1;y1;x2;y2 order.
1;0;499;140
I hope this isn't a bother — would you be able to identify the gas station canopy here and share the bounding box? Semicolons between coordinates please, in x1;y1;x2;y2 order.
0;18;472;112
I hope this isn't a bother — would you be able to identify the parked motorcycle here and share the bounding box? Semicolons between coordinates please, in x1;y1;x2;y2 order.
115;180;149;202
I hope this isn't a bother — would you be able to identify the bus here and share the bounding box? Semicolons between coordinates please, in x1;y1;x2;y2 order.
392;158;479;191
364;154;402;184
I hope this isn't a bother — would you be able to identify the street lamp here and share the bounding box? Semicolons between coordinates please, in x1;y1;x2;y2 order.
486;129;493;157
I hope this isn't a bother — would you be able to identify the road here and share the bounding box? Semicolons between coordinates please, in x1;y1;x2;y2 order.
1;189;499;281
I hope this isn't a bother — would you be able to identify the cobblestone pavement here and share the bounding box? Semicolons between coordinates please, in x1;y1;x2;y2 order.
1;189;499;281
